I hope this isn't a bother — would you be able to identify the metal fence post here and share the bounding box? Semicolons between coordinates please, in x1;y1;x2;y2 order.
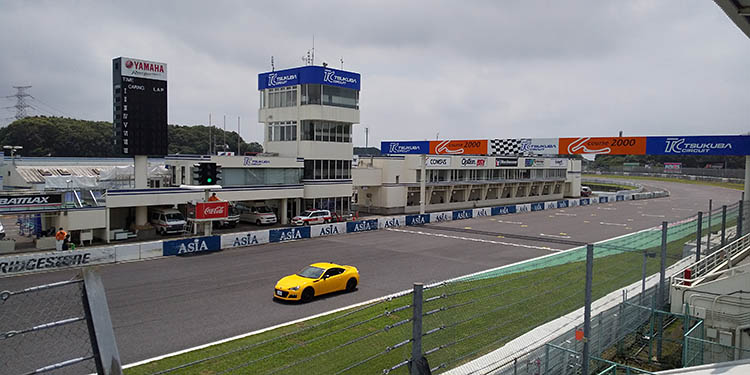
411;283;423;375
738;200;744;238
707;200;712;253
582;244;594;375
696;211;703;262
641;250;647;306
659;221;667;306
82;268;122;375
721;205;727;247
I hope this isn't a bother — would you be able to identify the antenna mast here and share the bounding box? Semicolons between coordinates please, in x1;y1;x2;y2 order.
311;35;315;65
271;56;275;72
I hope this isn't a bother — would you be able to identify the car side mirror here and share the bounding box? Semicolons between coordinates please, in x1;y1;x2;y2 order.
323;275;329;280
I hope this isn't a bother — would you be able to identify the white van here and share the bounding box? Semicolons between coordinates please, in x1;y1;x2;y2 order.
149;208;187;235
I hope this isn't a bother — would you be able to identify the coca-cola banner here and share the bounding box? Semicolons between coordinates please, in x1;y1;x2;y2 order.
196;201;229;220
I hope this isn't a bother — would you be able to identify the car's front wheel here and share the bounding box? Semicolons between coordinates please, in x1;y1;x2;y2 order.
346;278;357;292
301;287;314;302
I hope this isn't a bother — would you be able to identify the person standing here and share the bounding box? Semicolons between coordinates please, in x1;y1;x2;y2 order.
62;234;70;251
208;193;220;202
55;227;67;251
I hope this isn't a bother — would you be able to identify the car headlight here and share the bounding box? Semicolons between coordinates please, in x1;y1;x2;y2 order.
289;286;300;291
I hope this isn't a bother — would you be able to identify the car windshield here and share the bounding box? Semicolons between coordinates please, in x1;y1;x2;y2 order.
257;207;272;213
165;213;184;221
301;210;314;217
297;266;325;279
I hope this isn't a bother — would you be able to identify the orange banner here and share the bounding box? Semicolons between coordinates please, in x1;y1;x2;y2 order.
559;137;647;155
429;140;488;155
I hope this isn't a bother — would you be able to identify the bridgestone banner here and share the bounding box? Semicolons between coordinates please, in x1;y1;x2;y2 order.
0;248;115;277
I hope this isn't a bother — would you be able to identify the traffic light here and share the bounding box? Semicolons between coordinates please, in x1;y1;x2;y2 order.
192;163;222;185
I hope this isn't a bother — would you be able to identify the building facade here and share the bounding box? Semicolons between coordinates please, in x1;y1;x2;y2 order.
258;65;360;217
353;155;582;214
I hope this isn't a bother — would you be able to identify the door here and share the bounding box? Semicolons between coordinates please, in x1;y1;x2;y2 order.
321;267;346;292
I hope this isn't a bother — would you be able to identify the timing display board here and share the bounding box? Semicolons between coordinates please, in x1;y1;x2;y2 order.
112;57;168;156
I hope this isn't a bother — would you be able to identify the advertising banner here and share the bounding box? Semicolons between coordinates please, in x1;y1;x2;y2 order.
544;201;557;210
120;57;167;81
473;207;491;218
580;198;591;205
430;140;487;155
430;211;453;223
531;202;545;211
490;138;559;155
523;158;546;167
453;209;473;220
646;136;750;156
346;219;379;233
557;200;569;209
495;157;518;167
664;162;682;173
311;222;347;237
0;193;62;209
559;137;647;155
381;141;430;155
492;205;517;215
459;157;489;168
163;236;221;256
221;230;270;249
379;216;406;229
406;214;430;226
195;201;229;220
547;158;569;168
269;227;311;243
0;248;115;277
516;203;532;213
258;66;361;90
424;156;451;168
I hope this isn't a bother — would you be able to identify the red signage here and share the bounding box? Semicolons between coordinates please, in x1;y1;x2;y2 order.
429;140;488;155
196;201;228;220
559;137;647;155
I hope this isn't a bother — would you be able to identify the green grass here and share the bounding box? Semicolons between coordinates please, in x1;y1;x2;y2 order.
125;212;738;375
584;174;744;191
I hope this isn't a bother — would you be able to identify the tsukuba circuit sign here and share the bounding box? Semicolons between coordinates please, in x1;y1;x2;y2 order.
382;135;750;156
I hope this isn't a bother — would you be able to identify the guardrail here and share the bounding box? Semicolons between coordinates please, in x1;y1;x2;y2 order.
0;190;670;278
671;232;750;287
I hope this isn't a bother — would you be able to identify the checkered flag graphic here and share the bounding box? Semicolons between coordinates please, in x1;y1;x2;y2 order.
490;139;522;155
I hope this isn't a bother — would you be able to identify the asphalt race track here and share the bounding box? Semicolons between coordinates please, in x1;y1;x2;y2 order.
1;180;741;365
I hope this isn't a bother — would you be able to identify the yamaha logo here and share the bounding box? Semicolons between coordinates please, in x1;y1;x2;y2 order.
125;60;133;69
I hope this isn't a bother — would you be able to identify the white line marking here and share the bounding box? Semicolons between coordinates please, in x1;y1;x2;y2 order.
672;208;693;211
641;214;665;218
554;213;577;217
597;207;616;211
386;228;562;252
496;220;523;225
539;233;571;239
629;203;645;206
600;222;627;227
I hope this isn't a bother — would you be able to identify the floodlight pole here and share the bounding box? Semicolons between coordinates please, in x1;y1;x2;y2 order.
420;154;426;214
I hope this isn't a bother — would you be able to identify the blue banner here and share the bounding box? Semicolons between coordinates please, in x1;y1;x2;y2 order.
492;205;517;215
346;219;379;233
616;195;625;201
599;196;608;203
406;214;430;226
531;202;545;211
269;227;311;243
557;200;569;209
580;198;590;206
452;210;473;220
381;141;430;155
163;236;221;256
258;66;360;90
646;135;750;156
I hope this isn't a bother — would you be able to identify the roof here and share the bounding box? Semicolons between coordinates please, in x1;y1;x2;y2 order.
657;358;750;375
715;0;750;39
16;166;103;184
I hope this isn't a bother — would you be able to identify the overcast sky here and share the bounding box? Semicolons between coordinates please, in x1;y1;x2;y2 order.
1;1;748;148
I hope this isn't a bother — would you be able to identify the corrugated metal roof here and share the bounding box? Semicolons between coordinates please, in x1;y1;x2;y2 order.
16;166;103;184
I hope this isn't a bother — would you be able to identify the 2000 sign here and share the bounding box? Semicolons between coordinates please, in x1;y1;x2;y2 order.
609;138;637;147
460;141;482;148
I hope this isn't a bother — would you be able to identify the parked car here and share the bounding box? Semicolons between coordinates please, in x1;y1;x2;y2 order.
581;186;592;197
291;209;332;226
213;203;240;229
236;203;277;225
0;222;5;240
149;208;187;235
274;262;359;302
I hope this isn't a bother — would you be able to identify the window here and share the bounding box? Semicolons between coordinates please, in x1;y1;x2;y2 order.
267;86;297;108
267;121;297;142
302;159;351;180
300;121;352;143
301;84;321;105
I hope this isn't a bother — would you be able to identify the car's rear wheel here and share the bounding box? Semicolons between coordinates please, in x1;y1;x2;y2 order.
301;287;314;302
346;278;357;292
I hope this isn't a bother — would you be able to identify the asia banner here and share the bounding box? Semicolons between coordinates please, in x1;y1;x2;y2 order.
559;137;647;155
195;201;229;220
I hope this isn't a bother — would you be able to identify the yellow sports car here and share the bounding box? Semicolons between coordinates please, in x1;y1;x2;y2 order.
274;262;359;302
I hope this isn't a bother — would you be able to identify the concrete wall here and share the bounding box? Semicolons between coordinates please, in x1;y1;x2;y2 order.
58;208;107;230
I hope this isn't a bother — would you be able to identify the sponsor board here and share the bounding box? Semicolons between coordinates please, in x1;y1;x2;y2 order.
548;158;569;168
406;214;430;226
312;222;347;237
664;162;682;172
492;205;517;215
569;200;579;207
258;66;360;90
516;204;532;213
430;211;453;223
0;193;63;209
559;137;647;155
269;227;311;243
557;200;569;209
452;209;473;220
243;157;272;166
459;157;488;168
430;140;487;155
221;231;270;249
531;202;545;211
120;57;167;81
495;157;518;167
0;249;114;276
646;136;750;156
523;158;546;167
580;198;591;206
599;196;608;203
544;201;557;210
381;141;430;155
424;156;451;168
379;216;406;229
346;219;379;233
163;236;221;256
473;208;491;217
196;201;229;220
519;138;559;155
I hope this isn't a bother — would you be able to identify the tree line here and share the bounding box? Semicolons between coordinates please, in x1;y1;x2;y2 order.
0;116;262;157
